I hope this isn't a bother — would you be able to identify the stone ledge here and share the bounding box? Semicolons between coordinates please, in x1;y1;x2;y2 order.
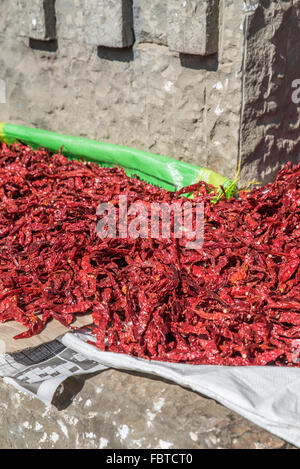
167;0;219;56
55;0;134;48
0;369;294;449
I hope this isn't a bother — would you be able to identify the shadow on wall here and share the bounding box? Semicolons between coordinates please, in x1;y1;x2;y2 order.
29;38;58;52
28;40;219;73
97;46;219;71
180;52;219;72
242;2;300;184
97;46;134;63
52;368;181;411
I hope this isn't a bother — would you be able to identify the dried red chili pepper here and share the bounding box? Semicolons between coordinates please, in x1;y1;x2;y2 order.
0;142;299;367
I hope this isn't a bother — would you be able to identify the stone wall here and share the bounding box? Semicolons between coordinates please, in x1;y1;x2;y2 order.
0;0;246;181
0;1;299;184
240;0;300;183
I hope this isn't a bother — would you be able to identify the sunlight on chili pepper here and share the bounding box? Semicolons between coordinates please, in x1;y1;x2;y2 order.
0;142;299;366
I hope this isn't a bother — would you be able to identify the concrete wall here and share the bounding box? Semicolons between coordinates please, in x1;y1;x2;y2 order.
240;0;300;183
0;0;299;183
0;0;244;180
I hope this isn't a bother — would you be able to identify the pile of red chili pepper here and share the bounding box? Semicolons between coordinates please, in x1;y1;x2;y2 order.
0;142;299;366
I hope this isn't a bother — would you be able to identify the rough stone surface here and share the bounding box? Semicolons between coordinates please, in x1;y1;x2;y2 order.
0;370;296;449
133;0;168;46
0;80;6;105
26;0;45;40
240;0;300;184
84;0;134;48
15;0;28;37
27;0;56;41
55;0;133;48
167;0;219;56
55;0;84;42
9;2;300;184
0;0;246;180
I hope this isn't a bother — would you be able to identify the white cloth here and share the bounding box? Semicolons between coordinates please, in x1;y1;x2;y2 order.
61;332;300;448
1;329;299;447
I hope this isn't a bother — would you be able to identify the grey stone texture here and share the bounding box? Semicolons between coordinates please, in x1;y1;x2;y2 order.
55;0;133;48
0;0;247;180
84;0;134;48
133;0;168;46
28;0;56;40
0;369;296;449
54;0;85;43
167;0;219;56
240;0;300;184
26;0;45;39
17;0;56;40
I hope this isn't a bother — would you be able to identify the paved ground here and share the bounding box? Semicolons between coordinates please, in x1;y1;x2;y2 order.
0;369;296;449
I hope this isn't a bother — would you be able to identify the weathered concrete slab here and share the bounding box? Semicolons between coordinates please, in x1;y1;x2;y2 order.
133;0;167;45
17;0;56;41
55;0;84;42
85;0;134;48
0;370;295;449
240;0;300;184
26;0;56;40
1;1;299;185
56;0;133;48
167;0;219;56
16;0;31;37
